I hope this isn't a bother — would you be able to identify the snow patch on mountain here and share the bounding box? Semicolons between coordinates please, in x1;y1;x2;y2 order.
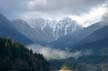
24;17;81;41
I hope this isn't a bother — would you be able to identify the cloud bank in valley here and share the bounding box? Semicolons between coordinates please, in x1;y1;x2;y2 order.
27;45;81;60
27;45;92;60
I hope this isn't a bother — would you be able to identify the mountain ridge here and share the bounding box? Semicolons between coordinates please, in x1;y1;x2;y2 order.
0;14;33;45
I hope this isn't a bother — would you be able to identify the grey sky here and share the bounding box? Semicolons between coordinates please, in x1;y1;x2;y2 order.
0;0;107;19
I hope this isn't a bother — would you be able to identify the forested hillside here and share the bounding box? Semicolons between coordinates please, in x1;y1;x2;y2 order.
0;37;50;71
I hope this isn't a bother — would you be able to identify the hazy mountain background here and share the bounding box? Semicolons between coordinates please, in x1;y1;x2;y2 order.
0;0;108;71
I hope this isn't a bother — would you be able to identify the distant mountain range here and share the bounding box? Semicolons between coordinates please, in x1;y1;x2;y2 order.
49;20;108;49
0;14;33;45
13;17;81;43
0;13;82;45
0;12;108;71
0;13;108;47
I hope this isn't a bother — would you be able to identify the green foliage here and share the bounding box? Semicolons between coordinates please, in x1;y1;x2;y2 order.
0;37;50;71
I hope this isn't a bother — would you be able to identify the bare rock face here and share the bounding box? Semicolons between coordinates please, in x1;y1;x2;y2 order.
13;17;81;43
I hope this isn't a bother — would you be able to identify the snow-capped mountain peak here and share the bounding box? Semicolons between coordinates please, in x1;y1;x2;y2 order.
29;17;81;39
14;17;81;42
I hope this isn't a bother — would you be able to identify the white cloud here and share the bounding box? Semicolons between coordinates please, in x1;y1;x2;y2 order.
1;0;107;19
69;2;107;27
80;3;107;27
27;45;82;60
19;2;107;28
3;0;106;28
28;0;48;9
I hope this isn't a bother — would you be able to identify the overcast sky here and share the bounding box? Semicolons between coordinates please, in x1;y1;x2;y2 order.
0;0;106;16
0;0;107;24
